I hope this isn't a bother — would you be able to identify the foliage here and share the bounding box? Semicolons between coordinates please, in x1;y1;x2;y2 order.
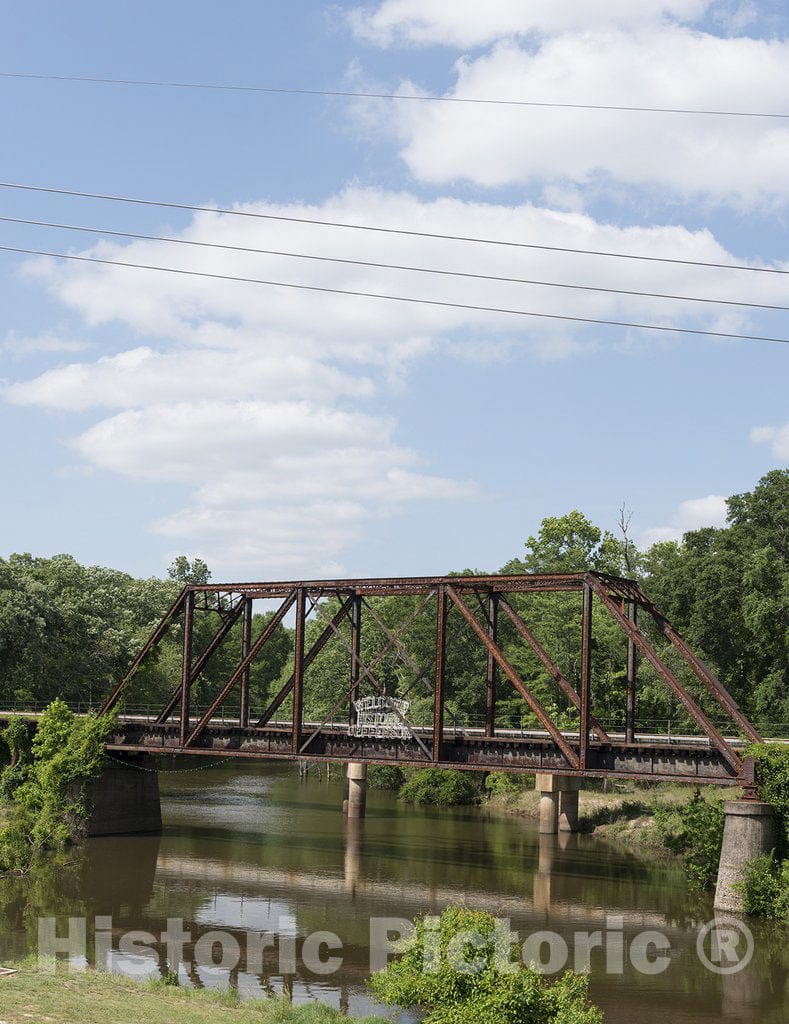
747;743;789;857
642;470;788;730
652;791;725;890
0;700;113;872
0;718;33;798
484;772;533;798
369;906;602;1024
400;768;482;807
0;553;290;716
168;556;211;585
735;854;789;920
367;765;406;791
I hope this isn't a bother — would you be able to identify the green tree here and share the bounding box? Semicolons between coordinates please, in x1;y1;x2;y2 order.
369;906;602;1024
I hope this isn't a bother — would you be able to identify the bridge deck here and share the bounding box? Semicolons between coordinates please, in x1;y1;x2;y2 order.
106;718;743;785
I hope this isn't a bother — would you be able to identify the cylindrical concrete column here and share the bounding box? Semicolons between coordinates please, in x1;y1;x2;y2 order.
714;800;775;911
539;792;559;834
535;773;581;834
345;762;367;819
559;789;580;832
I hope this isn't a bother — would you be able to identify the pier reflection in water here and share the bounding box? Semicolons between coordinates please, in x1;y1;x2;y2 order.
0;763;785;1022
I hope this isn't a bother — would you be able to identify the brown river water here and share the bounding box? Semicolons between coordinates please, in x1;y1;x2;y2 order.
0;763;786;1021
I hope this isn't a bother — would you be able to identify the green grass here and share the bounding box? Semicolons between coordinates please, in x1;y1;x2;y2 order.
0;964;389;1023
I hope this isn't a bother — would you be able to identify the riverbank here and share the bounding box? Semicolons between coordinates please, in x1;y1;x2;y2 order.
0;965;388;1023
484;778;736;850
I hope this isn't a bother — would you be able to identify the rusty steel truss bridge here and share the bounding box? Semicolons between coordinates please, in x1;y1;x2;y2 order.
98;572;763;790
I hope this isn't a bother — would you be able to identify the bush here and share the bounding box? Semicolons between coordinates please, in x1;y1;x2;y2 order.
369;906;602;1024
747;744;789;857
367;765;406;791
736;854;789;920
0;699;113;872
399;769;481;807
653;791;725;890
484;772;532;799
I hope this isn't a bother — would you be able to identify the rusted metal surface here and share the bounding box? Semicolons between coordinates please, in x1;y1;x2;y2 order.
179;591;195;747
579;582;593;769
587;576;742;774
485;593;498;739
626;599;637;745
497;596;610;743
445;584;580;769
433;586;448;763
99;587;186;716
99;570;764;787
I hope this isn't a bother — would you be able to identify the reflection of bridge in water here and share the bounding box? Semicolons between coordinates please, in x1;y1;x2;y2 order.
99;572;762;789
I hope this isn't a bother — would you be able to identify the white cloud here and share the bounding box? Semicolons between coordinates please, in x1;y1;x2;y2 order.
639;494;729;546
5;188;783;574
4;346;372;411
751;423;789;460
1;331;90;356
350;0;711;48
375;29;789;206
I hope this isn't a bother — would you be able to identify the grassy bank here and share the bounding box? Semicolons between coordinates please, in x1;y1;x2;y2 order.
0;965;388;1024
484;777;735;845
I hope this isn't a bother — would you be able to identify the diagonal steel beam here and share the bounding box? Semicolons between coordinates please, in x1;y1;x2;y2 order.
586;575;741;774
255;594;355;728
498;596;612;743
155;598;248;725
445;585;580;769
632;584;762;743
311;598;433;760
300;592;434;753
184;591;297;747
100;588;187;716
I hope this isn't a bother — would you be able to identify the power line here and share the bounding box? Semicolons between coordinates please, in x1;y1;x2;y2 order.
1;70;788;120
2;242;787;345
2;214;787;313
1;181;787;276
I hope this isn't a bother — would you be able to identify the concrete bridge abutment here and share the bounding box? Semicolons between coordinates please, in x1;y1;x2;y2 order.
536;773;581;834
714;799;776;912
84;753;162;836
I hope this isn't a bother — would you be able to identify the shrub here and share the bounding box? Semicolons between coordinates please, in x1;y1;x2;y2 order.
399;769;481;807
484;772;532;799
367;765;406;791
0;699;113;872
369;906;602;1024
747;744;789;857
653;791;725;890
735;854;789;920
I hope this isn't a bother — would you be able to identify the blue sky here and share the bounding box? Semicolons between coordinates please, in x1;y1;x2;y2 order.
0;0;787;580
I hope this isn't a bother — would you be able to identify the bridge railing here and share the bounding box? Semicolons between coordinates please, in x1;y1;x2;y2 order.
1;701;787;740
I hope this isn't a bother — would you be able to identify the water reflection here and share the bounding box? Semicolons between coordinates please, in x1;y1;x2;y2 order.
0;763;785;1021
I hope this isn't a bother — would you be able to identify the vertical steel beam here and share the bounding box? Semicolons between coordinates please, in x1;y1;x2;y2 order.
291;588;307;754
179;590;195;747
240;598;253;728
579;583;593;769
349;594;362;727
625;600;637;744
433;587;448;763
485;592;498;738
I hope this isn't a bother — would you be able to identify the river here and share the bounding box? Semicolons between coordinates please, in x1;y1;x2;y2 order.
0;763;786;1021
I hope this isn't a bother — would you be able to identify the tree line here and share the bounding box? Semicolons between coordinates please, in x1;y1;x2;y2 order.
0;469;785;733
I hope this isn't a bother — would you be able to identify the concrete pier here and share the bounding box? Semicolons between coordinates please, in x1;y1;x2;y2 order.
85;754;162;836
345;762;367;819
714;800;775;911
536;773;581;834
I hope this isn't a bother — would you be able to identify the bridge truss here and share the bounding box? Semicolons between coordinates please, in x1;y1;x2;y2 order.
99;572;761;788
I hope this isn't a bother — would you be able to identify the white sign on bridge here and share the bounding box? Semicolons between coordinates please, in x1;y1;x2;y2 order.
349;695;412;740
